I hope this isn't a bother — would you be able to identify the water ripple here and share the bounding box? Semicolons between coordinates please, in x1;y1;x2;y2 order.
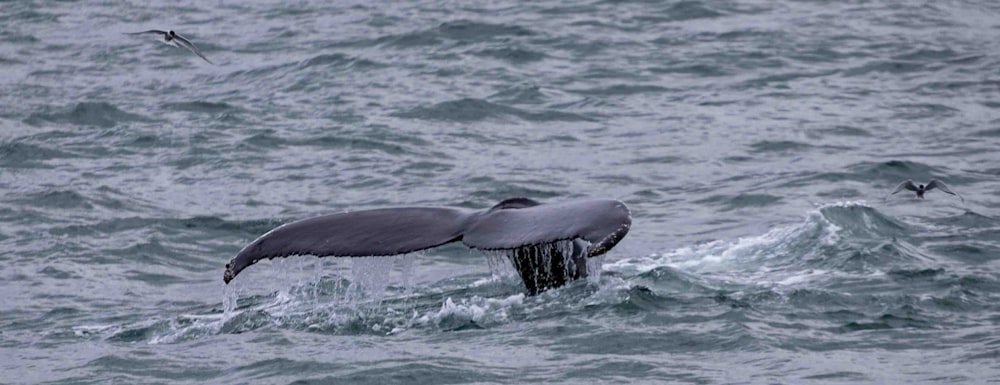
5;0;1000;383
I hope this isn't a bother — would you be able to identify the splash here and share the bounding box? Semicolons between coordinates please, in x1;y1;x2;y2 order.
222;283;239;319
586;254;605;284
99;254;425;344
415;294;525;330
218;254;420;334
348;256;395;302
208;239;616;340
483;248;517;279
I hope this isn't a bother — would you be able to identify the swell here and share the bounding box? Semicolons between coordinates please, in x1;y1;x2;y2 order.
24;102;154;129
394;98;594;123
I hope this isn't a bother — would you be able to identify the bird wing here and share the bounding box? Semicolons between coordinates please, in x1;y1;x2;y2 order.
886;180;918;200
124;30;168;36
926;180;964;202
171;32;214;64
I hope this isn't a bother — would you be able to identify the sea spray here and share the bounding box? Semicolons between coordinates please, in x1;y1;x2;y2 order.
484;248;517;279
348;256;396;305
587;254;605;284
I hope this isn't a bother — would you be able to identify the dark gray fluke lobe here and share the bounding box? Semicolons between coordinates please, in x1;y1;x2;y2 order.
126;29;213;64
224;198;631;294
886;179;964;202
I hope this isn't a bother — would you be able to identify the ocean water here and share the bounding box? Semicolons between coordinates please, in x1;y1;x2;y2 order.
2;0;1000;383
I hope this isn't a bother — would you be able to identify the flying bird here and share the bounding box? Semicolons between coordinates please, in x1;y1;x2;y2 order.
886;179;964;202
126;29;213;64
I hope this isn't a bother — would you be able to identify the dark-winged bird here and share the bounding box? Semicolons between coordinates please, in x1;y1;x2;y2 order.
886;179;964;202
126;30;213;64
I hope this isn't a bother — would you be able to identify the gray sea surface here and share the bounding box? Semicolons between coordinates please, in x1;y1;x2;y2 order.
2;0;1000;383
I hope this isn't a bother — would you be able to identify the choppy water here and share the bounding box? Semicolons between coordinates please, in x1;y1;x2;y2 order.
3;0;1000;383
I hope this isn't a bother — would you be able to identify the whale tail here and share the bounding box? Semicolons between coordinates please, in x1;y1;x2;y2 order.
224;198;631;294
224;206;470;283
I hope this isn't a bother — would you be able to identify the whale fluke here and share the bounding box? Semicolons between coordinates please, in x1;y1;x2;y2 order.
462;198;631;255
224;198;631;294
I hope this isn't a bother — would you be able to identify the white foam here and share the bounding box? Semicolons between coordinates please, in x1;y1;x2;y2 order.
148;315;222;345
618;207;840;272
470;274;507;287
817;200;871;209
773;269;829;286
416;294;524;326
